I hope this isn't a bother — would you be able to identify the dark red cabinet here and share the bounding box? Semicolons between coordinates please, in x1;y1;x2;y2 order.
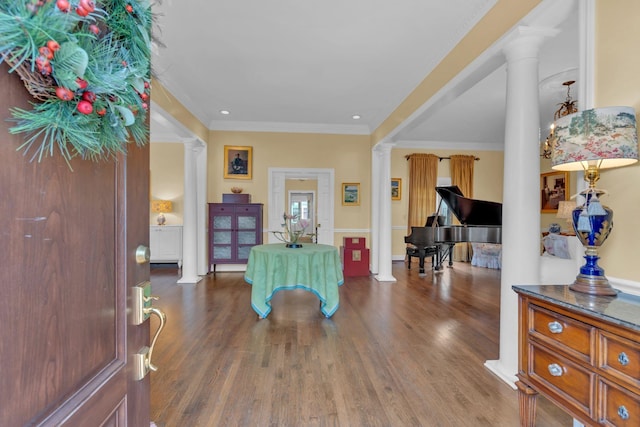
208;203;263;271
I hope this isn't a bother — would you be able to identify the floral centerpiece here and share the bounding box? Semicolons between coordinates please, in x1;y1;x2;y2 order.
272;212;308;248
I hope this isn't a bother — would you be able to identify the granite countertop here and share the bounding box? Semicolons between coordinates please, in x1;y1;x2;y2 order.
513;284;640;332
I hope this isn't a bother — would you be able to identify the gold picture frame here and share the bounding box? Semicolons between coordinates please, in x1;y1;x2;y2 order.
342;183;360;206
223;145;253;180
540;171;569;213
391;178;402;200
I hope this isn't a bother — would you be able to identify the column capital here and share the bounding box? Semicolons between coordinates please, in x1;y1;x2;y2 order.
180;137;206;152
373;142;394;155
502;26;560;62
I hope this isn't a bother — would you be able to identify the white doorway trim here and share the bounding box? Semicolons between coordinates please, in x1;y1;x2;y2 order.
268;168;335;245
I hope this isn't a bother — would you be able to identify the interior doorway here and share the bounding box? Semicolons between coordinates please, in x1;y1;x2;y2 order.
288;190;316;236
268;168;335;245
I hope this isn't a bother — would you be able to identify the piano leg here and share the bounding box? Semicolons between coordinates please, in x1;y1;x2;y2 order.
418;250;426;275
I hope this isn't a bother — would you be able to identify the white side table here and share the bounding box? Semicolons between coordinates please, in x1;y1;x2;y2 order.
149;225;183;268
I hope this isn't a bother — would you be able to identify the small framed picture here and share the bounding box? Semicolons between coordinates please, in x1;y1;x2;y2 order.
391;178;402;200
540;171;569;213
223;145;253;180
342;183;360;206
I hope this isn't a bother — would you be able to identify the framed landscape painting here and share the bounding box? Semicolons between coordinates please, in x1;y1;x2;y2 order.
391;178;402;200
342;183;360;206
223;145;253;180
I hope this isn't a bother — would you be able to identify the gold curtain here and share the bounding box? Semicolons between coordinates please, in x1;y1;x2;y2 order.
449;155;475;262
407;153;439;233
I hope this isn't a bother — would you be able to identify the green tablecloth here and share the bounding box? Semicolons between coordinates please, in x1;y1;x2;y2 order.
244;244;344;318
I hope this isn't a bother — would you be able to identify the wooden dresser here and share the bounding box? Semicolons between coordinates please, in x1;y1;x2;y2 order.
513;285;640;427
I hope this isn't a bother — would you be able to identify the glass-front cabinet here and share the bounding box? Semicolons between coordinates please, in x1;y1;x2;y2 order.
209;203;263;271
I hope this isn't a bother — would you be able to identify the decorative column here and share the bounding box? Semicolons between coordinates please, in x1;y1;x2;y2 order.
196;142;208;276
484;26;558;386
374;143;396;282
370;147;381;275
178;138;204;284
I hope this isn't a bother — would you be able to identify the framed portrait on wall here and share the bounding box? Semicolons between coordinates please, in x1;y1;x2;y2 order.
342;183;360;206
223;145;253;180
540;171;569;213
391;178;402;200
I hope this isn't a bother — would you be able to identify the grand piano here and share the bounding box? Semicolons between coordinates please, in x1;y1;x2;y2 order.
404;186;502;272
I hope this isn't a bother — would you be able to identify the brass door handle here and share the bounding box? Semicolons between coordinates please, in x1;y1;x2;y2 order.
144;306;166;372
133;306;166;381
132;281;167;381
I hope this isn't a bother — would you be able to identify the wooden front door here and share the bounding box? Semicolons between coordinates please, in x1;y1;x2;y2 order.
0;65;152;425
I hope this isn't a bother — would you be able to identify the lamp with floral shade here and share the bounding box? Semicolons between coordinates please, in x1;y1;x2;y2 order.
551;106;638;295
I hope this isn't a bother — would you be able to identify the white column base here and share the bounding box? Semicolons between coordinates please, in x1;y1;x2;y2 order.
374;274;397;283
177;275;202;285
484;359;517;390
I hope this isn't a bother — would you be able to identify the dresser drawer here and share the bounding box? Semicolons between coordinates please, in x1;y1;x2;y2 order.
600;331;640;390
600;379;640;426
529;343;595;418
530;303;593;361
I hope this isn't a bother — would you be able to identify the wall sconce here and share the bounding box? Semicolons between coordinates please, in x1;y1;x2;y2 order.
151;200;173;226
551;106;638;295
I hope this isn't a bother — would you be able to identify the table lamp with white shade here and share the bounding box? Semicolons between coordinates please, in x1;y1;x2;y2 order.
551;106;638;296
556;200;577;230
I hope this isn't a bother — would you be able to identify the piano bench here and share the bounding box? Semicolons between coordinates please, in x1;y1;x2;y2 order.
406;245;439;274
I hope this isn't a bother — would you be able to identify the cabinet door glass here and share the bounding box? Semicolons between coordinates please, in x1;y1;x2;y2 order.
213;246;232;260
237;215;256;230
213;231;232;244
237;246;252;260
237;231;256;245
213;215;232;229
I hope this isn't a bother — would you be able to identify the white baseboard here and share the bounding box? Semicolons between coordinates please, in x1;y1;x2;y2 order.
609;276;640;296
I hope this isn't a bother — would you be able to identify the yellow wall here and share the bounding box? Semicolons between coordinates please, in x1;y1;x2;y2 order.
391;147;504;257
150;142;185;225
594;0;640;281
208;131;372;246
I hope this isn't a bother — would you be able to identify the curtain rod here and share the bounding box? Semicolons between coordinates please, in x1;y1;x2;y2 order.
404;155;480;161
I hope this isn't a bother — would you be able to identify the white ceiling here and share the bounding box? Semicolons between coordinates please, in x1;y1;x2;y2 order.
150;0;579;148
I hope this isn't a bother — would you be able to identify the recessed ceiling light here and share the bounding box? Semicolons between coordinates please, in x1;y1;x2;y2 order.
220;110;230;115
352;114;361;120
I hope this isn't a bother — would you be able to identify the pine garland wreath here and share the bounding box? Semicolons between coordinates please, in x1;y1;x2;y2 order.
0;0;154;164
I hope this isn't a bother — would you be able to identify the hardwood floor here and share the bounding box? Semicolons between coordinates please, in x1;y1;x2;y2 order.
149;262;571;427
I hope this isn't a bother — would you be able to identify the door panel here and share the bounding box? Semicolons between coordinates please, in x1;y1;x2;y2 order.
0;62;150;425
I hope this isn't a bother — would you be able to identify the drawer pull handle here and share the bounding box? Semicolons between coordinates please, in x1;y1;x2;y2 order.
548;321;563;334
618;352;630;366
618;405;629;420
548;363;564;377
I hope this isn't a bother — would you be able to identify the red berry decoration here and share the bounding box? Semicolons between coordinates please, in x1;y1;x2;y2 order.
126;4;133;13
142;102;148;110
39;46;54;60
79;0;95;12
96;108;107;116
77;100;93;115
89;24;100;35
144;81;150;89
82;91;97;103
56;0;70;12
76;6;89;17
75;78;88;90
55;87;74;101
47;40;60;52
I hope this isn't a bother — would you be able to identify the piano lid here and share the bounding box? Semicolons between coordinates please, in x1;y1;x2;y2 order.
435;186;502;226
